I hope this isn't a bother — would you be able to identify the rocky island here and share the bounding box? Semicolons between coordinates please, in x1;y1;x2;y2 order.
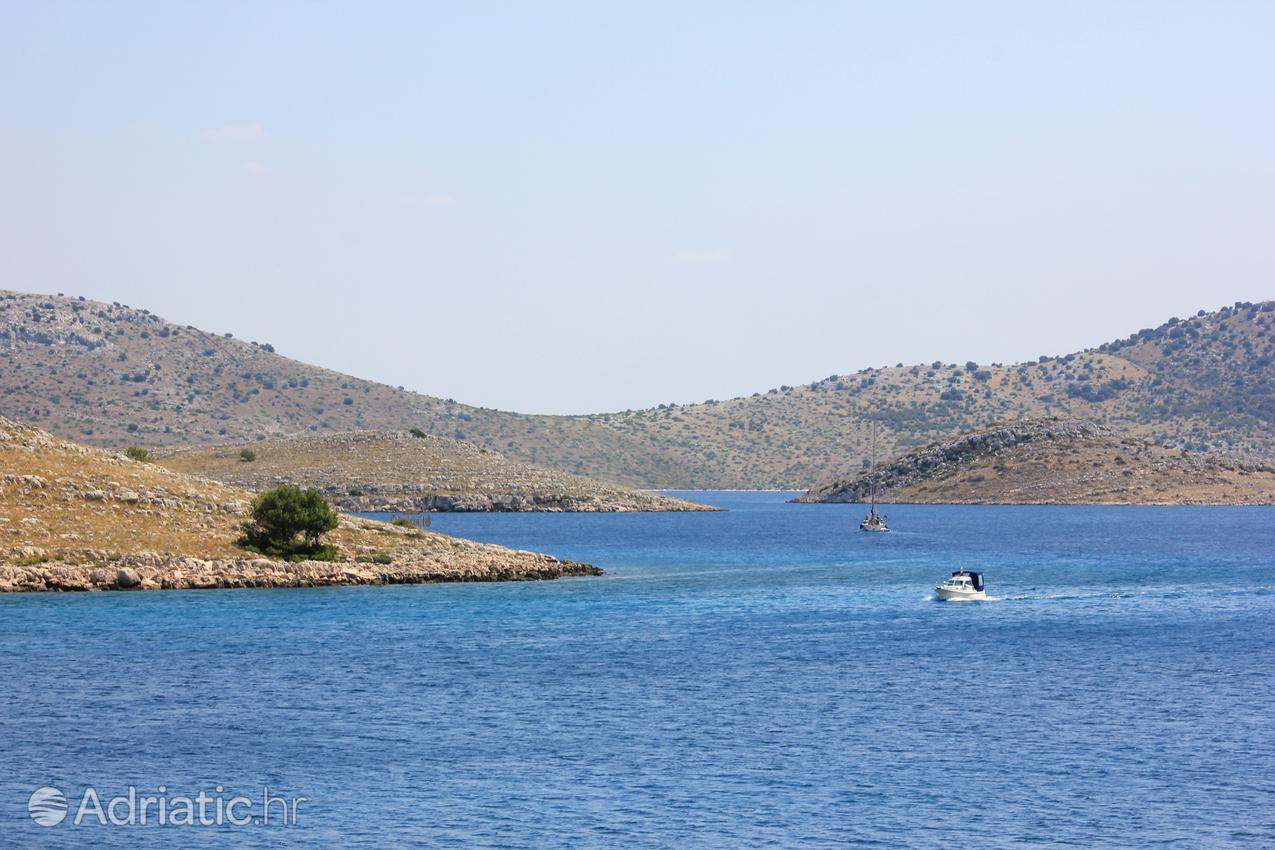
157;430;717;513
795;418;1275;506
5;290;1273;491
0;417;600;592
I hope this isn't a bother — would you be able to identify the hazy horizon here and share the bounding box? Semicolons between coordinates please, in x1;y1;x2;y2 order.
4;2;1273;414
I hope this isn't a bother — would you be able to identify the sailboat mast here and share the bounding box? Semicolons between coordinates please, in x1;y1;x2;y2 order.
869;423;877;513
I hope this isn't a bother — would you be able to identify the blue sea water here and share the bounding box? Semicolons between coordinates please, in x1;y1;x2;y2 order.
1;493;1273;848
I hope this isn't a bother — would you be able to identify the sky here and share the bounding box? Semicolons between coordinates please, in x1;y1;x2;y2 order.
2;2;1272;414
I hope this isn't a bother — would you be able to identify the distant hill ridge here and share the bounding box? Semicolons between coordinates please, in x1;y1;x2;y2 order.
795;418;1275;505
2;289;1272;489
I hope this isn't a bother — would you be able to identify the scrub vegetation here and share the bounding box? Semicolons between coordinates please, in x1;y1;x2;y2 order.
2;290;1272;489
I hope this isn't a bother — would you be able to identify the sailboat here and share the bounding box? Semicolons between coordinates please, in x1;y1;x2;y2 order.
859;423;890;532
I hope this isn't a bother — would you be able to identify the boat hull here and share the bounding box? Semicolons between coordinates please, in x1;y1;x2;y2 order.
935;586;986;601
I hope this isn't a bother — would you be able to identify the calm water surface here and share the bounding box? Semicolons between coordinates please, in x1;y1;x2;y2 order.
1;493;1272;848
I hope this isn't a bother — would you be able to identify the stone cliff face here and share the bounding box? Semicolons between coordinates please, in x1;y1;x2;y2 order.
795;418;1275;505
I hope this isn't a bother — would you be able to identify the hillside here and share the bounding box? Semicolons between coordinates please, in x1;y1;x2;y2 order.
0;417;598;592
795;419;1275;505
158;431;716;512
2;290;1272;488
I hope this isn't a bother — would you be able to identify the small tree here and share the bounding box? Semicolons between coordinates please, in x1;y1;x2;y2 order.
125;445;153;463
240;448;257;463
409;427;427;438
238;485;339;561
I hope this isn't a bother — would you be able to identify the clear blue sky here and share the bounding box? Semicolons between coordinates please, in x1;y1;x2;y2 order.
3;2;1272;413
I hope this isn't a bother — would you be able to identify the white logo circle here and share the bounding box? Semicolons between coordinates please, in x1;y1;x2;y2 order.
28;786;68;827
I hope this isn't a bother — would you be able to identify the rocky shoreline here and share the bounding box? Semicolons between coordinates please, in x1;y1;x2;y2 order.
159;430;719;513
334;490;705;513
0;548;601;593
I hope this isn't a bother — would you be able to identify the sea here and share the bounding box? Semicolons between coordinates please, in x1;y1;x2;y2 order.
1;492;1272;848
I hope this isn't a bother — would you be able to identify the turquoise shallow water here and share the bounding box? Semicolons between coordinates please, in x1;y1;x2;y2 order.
1;493;1273;848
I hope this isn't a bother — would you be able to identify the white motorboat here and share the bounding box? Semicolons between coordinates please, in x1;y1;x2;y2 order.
935;568;986;601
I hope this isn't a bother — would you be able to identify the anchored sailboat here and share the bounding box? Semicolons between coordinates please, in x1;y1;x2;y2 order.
859;423;890;533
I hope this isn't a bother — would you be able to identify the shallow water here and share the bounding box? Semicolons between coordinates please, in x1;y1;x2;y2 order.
2;494;1272;848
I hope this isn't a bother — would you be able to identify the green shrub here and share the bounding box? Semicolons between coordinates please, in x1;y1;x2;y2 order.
240;448;257;463
238;485;339;561
390;517;416;528
409;427;427;438
125;445;153;463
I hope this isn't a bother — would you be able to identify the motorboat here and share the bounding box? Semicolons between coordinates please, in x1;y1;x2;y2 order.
935;567;986;601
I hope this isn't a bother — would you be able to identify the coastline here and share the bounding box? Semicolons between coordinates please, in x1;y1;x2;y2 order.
0;549;601;593
156;431;722;514
328;491;720;513
790;496;1275;506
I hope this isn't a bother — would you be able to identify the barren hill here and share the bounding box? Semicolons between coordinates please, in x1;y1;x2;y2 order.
158;431;716;513
0;417;598;592
3;289;1272;488
795;419;1275;505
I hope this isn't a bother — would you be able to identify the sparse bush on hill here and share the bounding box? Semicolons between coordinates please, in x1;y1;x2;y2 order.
238;485;339;561
240;448;257;463
409;428;427;438
125;445;153;463
1066;378;1132;403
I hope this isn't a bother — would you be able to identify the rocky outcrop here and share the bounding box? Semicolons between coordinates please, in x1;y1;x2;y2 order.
0;549;600;593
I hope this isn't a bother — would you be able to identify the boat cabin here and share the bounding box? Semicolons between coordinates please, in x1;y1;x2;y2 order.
948;570;984;592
